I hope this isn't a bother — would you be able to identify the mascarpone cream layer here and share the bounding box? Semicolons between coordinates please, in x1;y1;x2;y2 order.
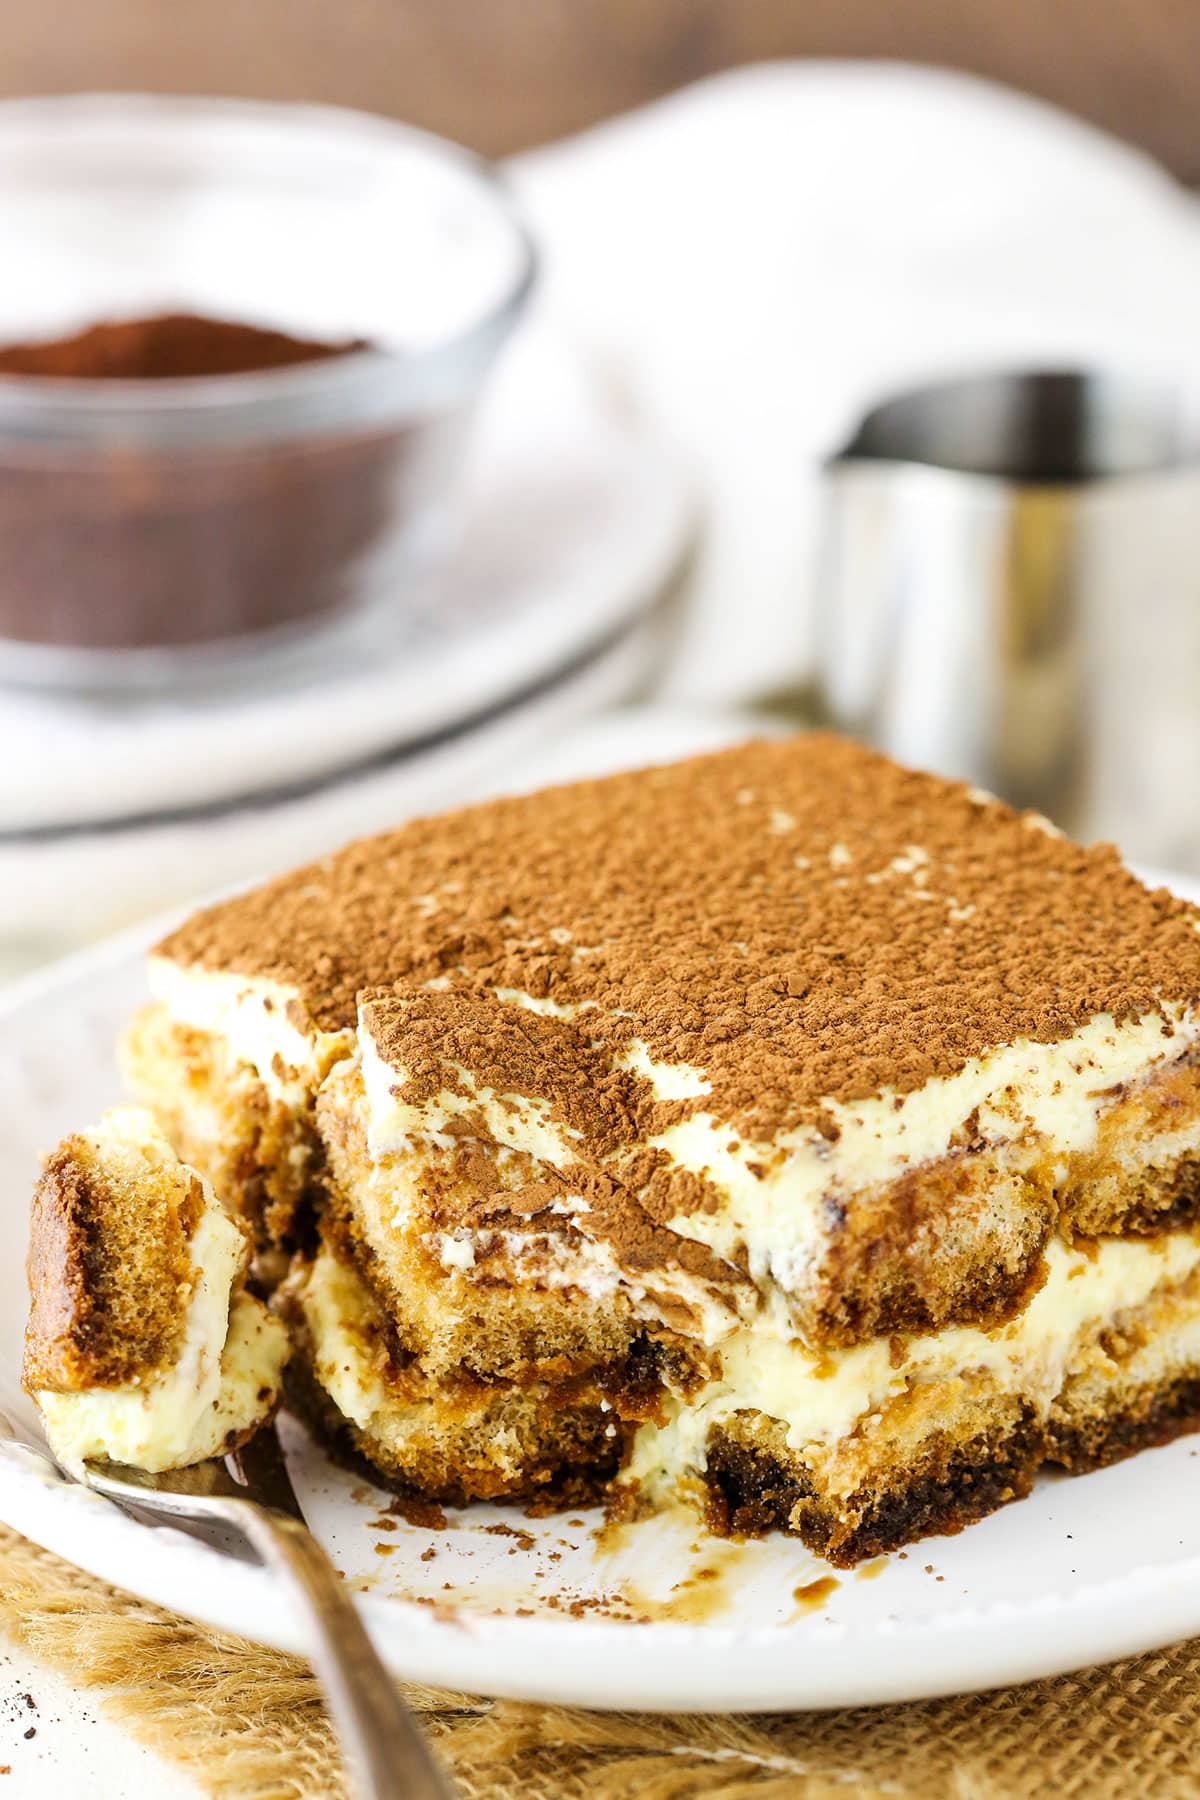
626;1226;1200;1495
294;1246;392;1436
147;957;351;1108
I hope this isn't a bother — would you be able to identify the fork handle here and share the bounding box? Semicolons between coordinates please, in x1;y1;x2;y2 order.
235;1506;455;1799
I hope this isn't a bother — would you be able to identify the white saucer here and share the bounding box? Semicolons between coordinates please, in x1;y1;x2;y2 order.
3;868;1200;1712
2;319;693;833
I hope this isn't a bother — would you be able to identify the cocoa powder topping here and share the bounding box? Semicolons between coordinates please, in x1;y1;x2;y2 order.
158;734;1200;1151
0;312;365;379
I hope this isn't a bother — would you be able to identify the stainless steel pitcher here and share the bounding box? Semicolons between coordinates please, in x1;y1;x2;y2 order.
815;369;1200;868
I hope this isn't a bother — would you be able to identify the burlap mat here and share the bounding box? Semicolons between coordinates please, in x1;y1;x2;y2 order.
2;1524;1198;1798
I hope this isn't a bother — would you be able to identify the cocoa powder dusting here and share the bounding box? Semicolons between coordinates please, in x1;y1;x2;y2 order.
0;312;366;379
159;733;1200;1150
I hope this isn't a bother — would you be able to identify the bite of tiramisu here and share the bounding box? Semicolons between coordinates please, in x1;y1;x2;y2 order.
25;1107;289;1474
29;735;1200;1560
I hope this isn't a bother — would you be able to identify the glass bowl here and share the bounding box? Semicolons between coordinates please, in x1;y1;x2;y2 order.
0;94;536;690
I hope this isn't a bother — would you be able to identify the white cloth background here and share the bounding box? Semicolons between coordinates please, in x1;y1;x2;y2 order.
513;60;1200;704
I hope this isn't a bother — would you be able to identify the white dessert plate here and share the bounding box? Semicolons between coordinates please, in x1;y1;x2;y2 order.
4;871;1200;1713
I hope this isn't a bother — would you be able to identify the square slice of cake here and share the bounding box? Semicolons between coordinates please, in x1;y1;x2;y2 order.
114;734;1200;1559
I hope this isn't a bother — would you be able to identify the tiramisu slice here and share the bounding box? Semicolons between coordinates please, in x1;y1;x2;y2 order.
25;1108;289;1473
112;735;1200;1558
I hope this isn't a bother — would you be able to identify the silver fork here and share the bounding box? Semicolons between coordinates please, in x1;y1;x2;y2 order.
0;1413;454;1799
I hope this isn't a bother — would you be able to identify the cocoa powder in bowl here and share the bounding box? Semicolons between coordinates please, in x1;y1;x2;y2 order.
0;312;416;654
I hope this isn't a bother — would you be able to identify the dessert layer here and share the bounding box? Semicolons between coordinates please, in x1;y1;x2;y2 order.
136;734;1200;1347
357;995;1200;1264
153;736;1200;1142
316;1052;745;1359
25;1107;208;1390
25;1110;289;1473
624;1227;1200;1500
120;1004;321;1250
279;1242;659;1503
701;1289;1200;1565
125;991;1200;1352
275;1213;1200;1554
353;991;1200;1343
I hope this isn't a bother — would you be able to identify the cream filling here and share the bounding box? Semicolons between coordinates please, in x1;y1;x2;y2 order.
297;1246;390;1434
75;1105;190;1180
38;1191;289;1475
357;999;1200;1302
626;1228;1200;1495
423;1218;743;1345
147;956;350;1108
